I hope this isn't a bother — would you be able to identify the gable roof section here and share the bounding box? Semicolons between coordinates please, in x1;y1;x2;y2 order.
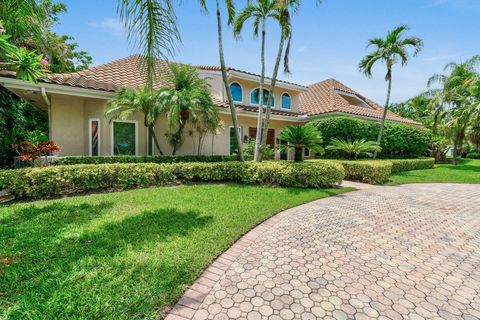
299;79;420;125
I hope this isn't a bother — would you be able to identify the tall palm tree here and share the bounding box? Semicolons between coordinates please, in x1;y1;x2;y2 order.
359;25;423;158
161;63;216;155
117;0;180;89
196;0;244;161
234;0;280;161
105;87;166;155
279;124;324;162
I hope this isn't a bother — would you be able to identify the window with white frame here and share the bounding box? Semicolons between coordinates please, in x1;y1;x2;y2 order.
89;119;100;156
230;82;243;103
229;126;242;155
250;88;274;107
281;93;291;109
111;121;138;155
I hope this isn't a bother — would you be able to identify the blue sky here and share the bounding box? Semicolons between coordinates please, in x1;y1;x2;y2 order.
53;0;479;103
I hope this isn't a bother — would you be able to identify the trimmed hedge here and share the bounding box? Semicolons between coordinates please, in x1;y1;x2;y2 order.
0;161;345;199
390;159;434;173
55;155;237;165
311;116;432;158
337;161;392;184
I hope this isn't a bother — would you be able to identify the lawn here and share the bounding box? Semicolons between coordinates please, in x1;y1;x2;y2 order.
388;159;480;185
0;184;351;319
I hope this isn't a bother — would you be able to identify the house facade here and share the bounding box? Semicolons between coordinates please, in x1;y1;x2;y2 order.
0;56;419;159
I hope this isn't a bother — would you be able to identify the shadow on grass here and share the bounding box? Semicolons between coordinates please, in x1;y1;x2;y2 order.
0;201;213;317
440;165;480;172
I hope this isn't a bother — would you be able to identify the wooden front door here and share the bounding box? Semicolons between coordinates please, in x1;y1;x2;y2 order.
248;127;275;148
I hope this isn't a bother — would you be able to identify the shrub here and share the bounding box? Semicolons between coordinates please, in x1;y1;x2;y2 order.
0;161;345;199
466;152;480;159
311;116;432;158
55;155;237;165
389;159;434;173
338;161;392;184
242;138;275;160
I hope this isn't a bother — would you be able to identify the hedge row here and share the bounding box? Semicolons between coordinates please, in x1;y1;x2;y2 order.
55;155;237;165
389;159;434;173
0;161;345;199
311;116;432;158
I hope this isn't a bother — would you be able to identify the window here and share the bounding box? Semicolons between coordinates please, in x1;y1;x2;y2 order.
89;119;100;156
250;88;274;107
281;93;291;109
230;83;243;103
304;148;310;157
229;126;242;155
112;121;137;155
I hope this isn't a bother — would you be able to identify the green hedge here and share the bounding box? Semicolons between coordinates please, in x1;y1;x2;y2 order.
0;161;345;199
311;116;432;158
337;161;392;184
55;155;237;165
390;159;434;173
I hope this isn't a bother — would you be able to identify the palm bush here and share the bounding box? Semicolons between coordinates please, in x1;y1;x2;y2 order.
279;125;323;162
326;138;381;160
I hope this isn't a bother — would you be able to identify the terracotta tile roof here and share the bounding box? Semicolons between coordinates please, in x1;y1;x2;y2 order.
196;65;307;89
299;79;420;125
45;55;171;92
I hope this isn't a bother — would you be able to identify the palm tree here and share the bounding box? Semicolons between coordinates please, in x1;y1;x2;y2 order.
234;0;280;161
117;0;179;89
279;125;324;162
359;25;423;158
427;55;480;163
105;87;166;155
326;138;382;160
161;63;216;155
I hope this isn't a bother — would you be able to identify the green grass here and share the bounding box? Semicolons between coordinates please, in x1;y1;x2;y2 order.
387;159;480;185
0;184;351;319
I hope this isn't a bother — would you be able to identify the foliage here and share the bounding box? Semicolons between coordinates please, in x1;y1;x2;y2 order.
55;155;238;165
0;185;349;319
243;138;275;160
0;161;345;199
358;25;423;158
11;140;61;166
466;152;480;159
335;160;392;184
326;138;381;160
161;63;217;155
389;158;435;173
311;116;432;158
388;159;480;185
106;86;166;155
390;95;432;125
0;87;49;168
117;0;179;88
279;125;324;161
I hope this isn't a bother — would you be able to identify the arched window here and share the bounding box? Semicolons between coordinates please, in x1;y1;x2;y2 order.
281;93;291;109
229;83;243;103
250;88;274;107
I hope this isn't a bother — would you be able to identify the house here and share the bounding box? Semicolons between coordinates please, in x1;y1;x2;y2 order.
0;55;419;159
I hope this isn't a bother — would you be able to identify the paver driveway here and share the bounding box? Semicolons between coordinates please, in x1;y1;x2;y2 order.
166;184;480;320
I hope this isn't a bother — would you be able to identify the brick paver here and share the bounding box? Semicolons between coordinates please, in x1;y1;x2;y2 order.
166;184;480;320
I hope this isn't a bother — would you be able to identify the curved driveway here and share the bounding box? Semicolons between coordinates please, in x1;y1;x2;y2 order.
166;184;480;320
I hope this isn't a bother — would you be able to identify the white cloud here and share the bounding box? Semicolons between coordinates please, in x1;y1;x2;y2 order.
88;18;125;37
296;47;306;53
421;53;462;62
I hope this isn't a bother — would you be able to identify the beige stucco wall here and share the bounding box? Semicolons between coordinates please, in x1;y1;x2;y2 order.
50;93;300;159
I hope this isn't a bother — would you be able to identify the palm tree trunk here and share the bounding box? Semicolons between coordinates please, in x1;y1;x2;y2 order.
374;73;392;159
254;20;266;162
260;32;285;160
150;125;164;155
216;0;244;161
294;147;302;162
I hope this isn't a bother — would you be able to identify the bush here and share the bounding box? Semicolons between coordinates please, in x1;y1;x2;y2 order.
389;159;434;173
55;155;237;165
311;116;432;158
0;161;345;199
466;152;480;159
242;138;275;160
338;161;392;184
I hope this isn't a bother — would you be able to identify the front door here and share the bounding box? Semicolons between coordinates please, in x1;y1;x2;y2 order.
248;128;275;148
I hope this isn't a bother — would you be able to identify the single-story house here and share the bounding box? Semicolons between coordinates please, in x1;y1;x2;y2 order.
0;55;419;160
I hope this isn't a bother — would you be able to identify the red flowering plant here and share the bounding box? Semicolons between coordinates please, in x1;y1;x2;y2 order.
12;140;61;167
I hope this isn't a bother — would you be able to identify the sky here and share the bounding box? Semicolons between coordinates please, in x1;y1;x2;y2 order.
52;0;480;103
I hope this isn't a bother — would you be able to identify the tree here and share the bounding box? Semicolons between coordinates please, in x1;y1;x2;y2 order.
106;87;166;155
389;94;431;125
427;55;480;163
161;63;217;155
234;0;281;161
326;138;381;160
279;125;324;162
359;25;423;158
